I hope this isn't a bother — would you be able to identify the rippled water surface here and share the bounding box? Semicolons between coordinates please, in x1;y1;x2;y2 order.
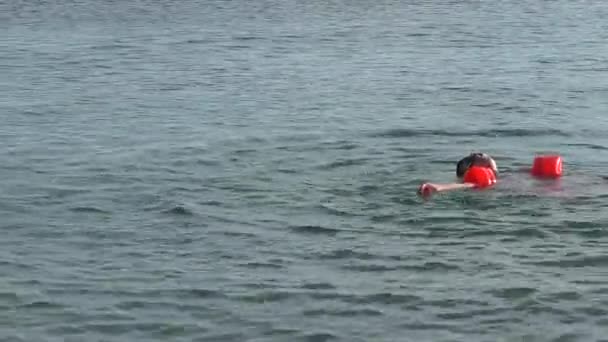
4;0;608;341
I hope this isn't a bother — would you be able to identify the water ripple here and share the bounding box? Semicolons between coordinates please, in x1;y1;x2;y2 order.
5;0;608;341
372;128;571;139
289;225;340;235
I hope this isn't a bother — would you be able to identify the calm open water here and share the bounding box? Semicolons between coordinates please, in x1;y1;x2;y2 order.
3;0;608;341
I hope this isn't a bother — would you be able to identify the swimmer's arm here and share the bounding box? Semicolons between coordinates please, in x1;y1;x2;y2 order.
418;182;476;196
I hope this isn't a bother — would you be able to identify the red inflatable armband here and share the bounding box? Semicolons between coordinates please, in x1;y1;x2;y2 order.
463;166;497;188
531;155;562;178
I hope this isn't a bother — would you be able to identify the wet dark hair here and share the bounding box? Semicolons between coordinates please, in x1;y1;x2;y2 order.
456;155;475;177
456;153;496;177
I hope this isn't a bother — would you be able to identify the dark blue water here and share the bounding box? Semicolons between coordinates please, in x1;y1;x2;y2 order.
3;0;608;341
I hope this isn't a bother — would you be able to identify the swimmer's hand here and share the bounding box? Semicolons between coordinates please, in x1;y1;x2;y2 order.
418;183;439;197
418;182;476;197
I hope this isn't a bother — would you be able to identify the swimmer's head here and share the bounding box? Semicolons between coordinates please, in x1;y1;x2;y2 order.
456;152;498;178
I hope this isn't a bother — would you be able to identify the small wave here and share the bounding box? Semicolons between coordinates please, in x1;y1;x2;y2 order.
317;204;357;217
238;291;291;303
436;307;509;320
527;255;608;268
302;308;383;317
238;282;282;290
289;225;340;235
217;230;257;238
115;291;223;311
299;332;338;342
540;291;582;302
514;299;574;318
232;35;263;41
341;264;394;272
69;206;109;214
400;322;451;330
225;44;251;50
267;327;300;337
20;300;64;309
413;261;461;271
277;168;298;174
537;59;556;64
423;298;488;308
200;333;245;341
552;333;584;342
21;110;44;116
233;148;258;155
461;227;547;239
200;200;223;207
571;228;608;238
441;85;471;92
342;261;460;272
561;220;603;229
0;291;20;304
44;186;89;199
317;249;379;260
499;105;531;113
163;206;194;216
479;317;524;325
351;292;421;305
317;158;369;170
240;262;283;269
370;211;397;222
47;324;84;335
358;184;380;193
565;143;608;150
487;287;537;299
184;39;213;44
300;282;336;290
158;84;185;91
334;143;359;150
279;34;305;39
407;32;431;37
183;288;221;299
90;43;134;50
86;322;198;335
308;291;420;306
371;128;570;139
575;306;608;316
472;102;502;108
141;288;223;300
